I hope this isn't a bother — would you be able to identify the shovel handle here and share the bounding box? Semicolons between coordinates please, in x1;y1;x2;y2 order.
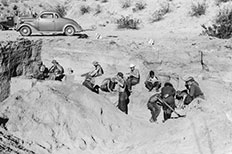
157;97;186;117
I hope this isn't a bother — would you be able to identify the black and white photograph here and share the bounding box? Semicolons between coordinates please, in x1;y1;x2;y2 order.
0;0;232;153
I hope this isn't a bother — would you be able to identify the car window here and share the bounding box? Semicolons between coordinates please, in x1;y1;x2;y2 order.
40;13;54;19
55;14;59;19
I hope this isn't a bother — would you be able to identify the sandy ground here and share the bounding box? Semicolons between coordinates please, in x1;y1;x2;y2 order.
1;26;232;154
1;0;232;153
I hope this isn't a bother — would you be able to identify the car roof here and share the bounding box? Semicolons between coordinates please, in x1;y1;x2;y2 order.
40;11;60;15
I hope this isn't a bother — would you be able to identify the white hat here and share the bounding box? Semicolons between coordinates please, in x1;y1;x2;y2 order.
184;76;194;82
92;61;99;65
130;64;135;68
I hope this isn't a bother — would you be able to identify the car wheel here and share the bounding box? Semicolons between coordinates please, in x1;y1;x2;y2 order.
19;26;32;36
64;26;75;36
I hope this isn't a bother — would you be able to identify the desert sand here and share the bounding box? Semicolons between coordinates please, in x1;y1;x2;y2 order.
0;0;232;154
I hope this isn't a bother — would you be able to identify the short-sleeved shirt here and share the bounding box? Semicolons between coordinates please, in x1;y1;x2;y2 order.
90;65;104;77
146;76;159;84
116;78;126;92
129;69;140;79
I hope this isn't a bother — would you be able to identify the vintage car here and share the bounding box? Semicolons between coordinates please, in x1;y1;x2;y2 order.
16;11;83;36
0;16;16;30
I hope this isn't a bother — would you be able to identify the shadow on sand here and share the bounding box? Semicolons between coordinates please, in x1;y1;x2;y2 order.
23;33;89;39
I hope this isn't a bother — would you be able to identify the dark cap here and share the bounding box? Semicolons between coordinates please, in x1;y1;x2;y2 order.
164;82;173;87
52;60;58;64
117;72;123;78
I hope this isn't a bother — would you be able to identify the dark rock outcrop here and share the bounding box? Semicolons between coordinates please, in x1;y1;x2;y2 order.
0;38;42;102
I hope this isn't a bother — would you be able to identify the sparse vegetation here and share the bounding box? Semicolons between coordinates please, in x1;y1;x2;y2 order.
133;1;146;12
202;2;232;38
216;0;231;2
53;4;67;17
215;0;231;5
1;0;8;7
80;5;91;15
13;5;18;10
120;0;132;9
190;1;206;17
149;2;170;22
94;4;102;15
101;0;108;3
116;15;140;29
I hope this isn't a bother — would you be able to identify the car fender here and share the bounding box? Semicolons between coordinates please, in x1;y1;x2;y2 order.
63;23;83;33
16;23;39;32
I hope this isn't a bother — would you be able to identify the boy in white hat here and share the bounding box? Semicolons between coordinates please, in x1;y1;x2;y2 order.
126;64;140;93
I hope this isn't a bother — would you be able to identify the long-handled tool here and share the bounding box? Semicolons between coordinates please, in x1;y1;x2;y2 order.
157;97;186;118
81;72;90;77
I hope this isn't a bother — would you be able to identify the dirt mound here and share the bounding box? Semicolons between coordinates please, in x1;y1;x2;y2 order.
0;81;144;154
0;77;232;154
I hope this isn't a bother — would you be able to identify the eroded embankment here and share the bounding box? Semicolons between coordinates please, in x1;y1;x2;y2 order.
0;38;42;102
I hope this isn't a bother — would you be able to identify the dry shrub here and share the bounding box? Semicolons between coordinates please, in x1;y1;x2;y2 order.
202;2;232;38
94;4;102;15
215;0;231;5
12;5;17;10
149;2;170;23
120;0;132;9
80;5;91;15
1;0;8;7
216;0;231;2
116;15;140;29
53;4;67;17
101;0;108;2
133;1;146;12
190;1;206;17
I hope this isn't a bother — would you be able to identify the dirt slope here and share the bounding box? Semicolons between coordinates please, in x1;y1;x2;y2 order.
1;0;232;153
0;33;232;154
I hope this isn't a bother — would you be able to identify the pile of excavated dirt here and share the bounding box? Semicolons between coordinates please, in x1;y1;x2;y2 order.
0;81;147;154
0;76;232;154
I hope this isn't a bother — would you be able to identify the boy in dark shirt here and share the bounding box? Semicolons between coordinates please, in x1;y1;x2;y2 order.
161;82;176;121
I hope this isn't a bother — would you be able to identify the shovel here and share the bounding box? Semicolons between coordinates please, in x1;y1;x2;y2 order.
157;97;186;118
